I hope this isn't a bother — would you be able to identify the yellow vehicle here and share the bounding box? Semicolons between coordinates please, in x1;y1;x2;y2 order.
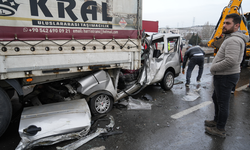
244;12;250;58
207;0;250;57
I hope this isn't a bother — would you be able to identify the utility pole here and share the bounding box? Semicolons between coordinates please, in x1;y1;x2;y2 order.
193;17;195;27
196;33;198;45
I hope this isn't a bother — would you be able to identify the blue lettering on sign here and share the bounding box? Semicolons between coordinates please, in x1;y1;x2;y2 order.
32;20;112;29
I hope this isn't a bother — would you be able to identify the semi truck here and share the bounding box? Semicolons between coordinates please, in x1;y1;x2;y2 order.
0;0;182;141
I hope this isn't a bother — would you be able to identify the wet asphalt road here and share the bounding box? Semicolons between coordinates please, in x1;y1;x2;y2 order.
0;62;250;150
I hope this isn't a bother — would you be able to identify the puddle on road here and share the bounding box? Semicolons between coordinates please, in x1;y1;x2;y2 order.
174;79;184;85
182;90;200;101
119;96;152;110
88;146;106;150
141;93;153;101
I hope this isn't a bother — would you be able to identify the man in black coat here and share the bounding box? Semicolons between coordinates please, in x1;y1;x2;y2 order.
182;45;205;87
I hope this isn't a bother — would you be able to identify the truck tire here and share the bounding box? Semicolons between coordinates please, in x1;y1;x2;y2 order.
90;94;113;115
161;71;174;91
0;87;12;137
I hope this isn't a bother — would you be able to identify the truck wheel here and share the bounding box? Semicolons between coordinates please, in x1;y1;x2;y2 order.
0;87;12;137
161;71;174;91
90;94;113;115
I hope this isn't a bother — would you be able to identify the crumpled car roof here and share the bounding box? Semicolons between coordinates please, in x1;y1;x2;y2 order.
147;33;181;41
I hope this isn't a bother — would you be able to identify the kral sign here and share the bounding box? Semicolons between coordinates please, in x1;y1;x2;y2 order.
29;0;112;22
0;0;112;23
0;0;141;40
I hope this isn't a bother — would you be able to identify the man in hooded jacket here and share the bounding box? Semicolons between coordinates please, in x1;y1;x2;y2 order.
205;13;249;138
182;45;205;87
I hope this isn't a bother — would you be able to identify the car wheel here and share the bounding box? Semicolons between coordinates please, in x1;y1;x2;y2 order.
90;94;113;115
0;87;12;137
161;71;174;91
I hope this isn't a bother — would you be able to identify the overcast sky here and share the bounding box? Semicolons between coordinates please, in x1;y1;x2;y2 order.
142;0;250;28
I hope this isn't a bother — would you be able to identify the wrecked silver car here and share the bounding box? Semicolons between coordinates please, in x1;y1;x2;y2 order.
116;33;182;100
19;33;182;116
15;32;182;149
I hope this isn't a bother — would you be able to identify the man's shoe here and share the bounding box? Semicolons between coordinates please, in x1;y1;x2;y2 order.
205;126;226;138
231;91;235;94
197;80;201;83
242;86;250;92
185;83;189;87
204;120;217;127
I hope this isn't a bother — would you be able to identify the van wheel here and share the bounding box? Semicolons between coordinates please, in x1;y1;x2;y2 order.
161;71;174;91
0;87;12;137
90;94;113;115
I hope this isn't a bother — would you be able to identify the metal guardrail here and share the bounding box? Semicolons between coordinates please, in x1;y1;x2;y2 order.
199;47;214;63
182;46;214;63
204;52;214;63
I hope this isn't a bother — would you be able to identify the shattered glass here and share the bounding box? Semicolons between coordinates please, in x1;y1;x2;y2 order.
182;90;200;101
119;96;152;110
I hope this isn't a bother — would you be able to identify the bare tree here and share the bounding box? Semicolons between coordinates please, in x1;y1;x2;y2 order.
184;32;193;41
200;22;214;40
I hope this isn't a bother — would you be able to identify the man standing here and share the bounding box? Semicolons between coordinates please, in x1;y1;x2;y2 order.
182;45;205;87
205;14;249;138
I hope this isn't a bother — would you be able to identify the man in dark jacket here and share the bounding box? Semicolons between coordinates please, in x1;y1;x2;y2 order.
182;45;205;87
205;13;249;138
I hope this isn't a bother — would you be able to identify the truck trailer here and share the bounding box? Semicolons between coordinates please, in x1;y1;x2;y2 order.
0;0;142;137
0;1;182;145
